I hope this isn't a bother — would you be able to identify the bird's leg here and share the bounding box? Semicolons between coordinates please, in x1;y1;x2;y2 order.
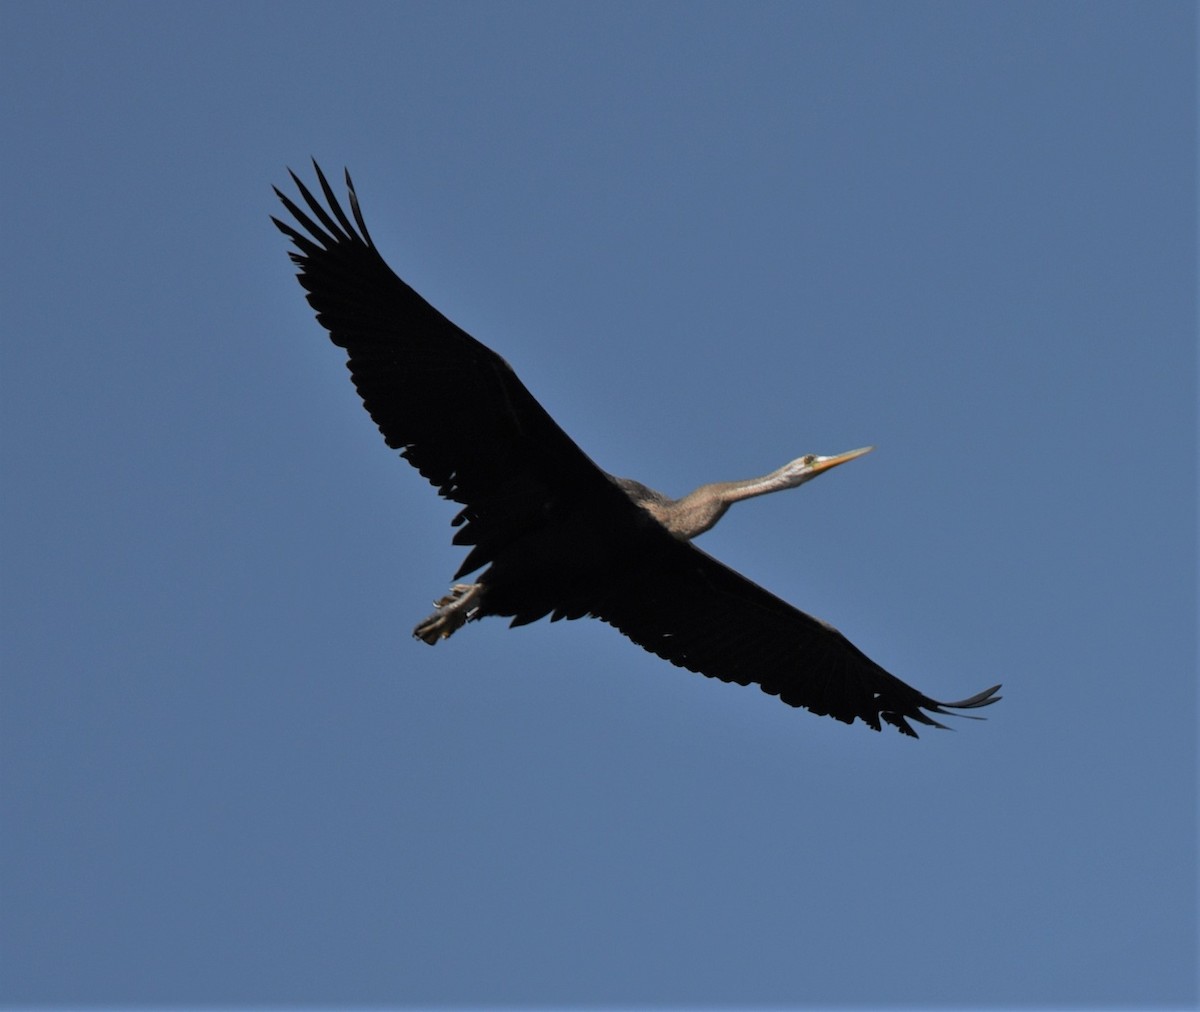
413;583;484;644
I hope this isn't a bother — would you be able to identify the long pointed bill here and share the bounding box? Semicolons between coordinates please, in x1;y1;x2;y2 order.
807;445;875;475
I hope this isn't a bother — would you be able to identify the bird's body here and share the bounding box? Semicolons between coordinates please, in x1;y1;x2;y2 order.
273;164;1000;736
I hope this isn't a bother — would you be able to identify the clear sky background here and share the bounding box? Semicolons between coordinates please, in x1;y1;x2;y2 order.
1;2;1195;1008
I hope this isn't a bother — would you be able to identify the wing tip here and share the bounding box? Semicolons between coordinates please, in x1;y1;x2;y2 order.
878;683;1001;739
938;682;1003;711
274;160;379;259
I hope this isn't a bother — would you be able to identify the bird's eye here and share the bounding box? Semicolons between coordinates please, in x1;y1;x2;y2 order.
802;455;817;466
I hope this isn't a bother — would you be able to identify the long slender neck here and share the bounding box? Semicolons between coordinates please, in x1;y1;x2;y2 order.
615;463;806;541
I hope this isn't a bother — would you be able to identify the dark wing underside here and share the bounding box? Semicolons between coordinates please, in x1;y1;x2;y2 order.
272;162;632;576
592;530;1001;737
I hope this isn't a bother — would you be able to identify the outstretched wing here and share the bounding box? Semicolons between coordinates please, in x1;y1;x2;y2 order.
273;163;631;575
594;532;1001;737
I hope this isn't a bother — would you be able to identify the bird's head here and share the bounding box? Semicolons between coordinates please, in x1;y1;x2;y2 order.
776;445;874;489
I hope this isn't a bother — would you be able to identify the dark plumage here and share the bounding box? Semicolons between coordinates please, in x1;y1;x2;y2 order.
273;163;1000;737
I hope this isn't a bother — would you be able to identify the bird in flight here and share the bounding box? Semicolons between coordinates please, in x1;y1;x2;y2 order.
273;163;1000;737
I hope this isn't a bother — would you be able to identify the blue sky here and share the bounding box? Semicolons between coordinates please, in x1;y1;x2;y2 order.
1;2;1195;1007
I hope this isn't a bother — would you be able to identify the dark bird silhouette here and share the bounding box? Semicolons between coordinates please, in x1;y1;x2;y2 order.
273;163;1000;737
